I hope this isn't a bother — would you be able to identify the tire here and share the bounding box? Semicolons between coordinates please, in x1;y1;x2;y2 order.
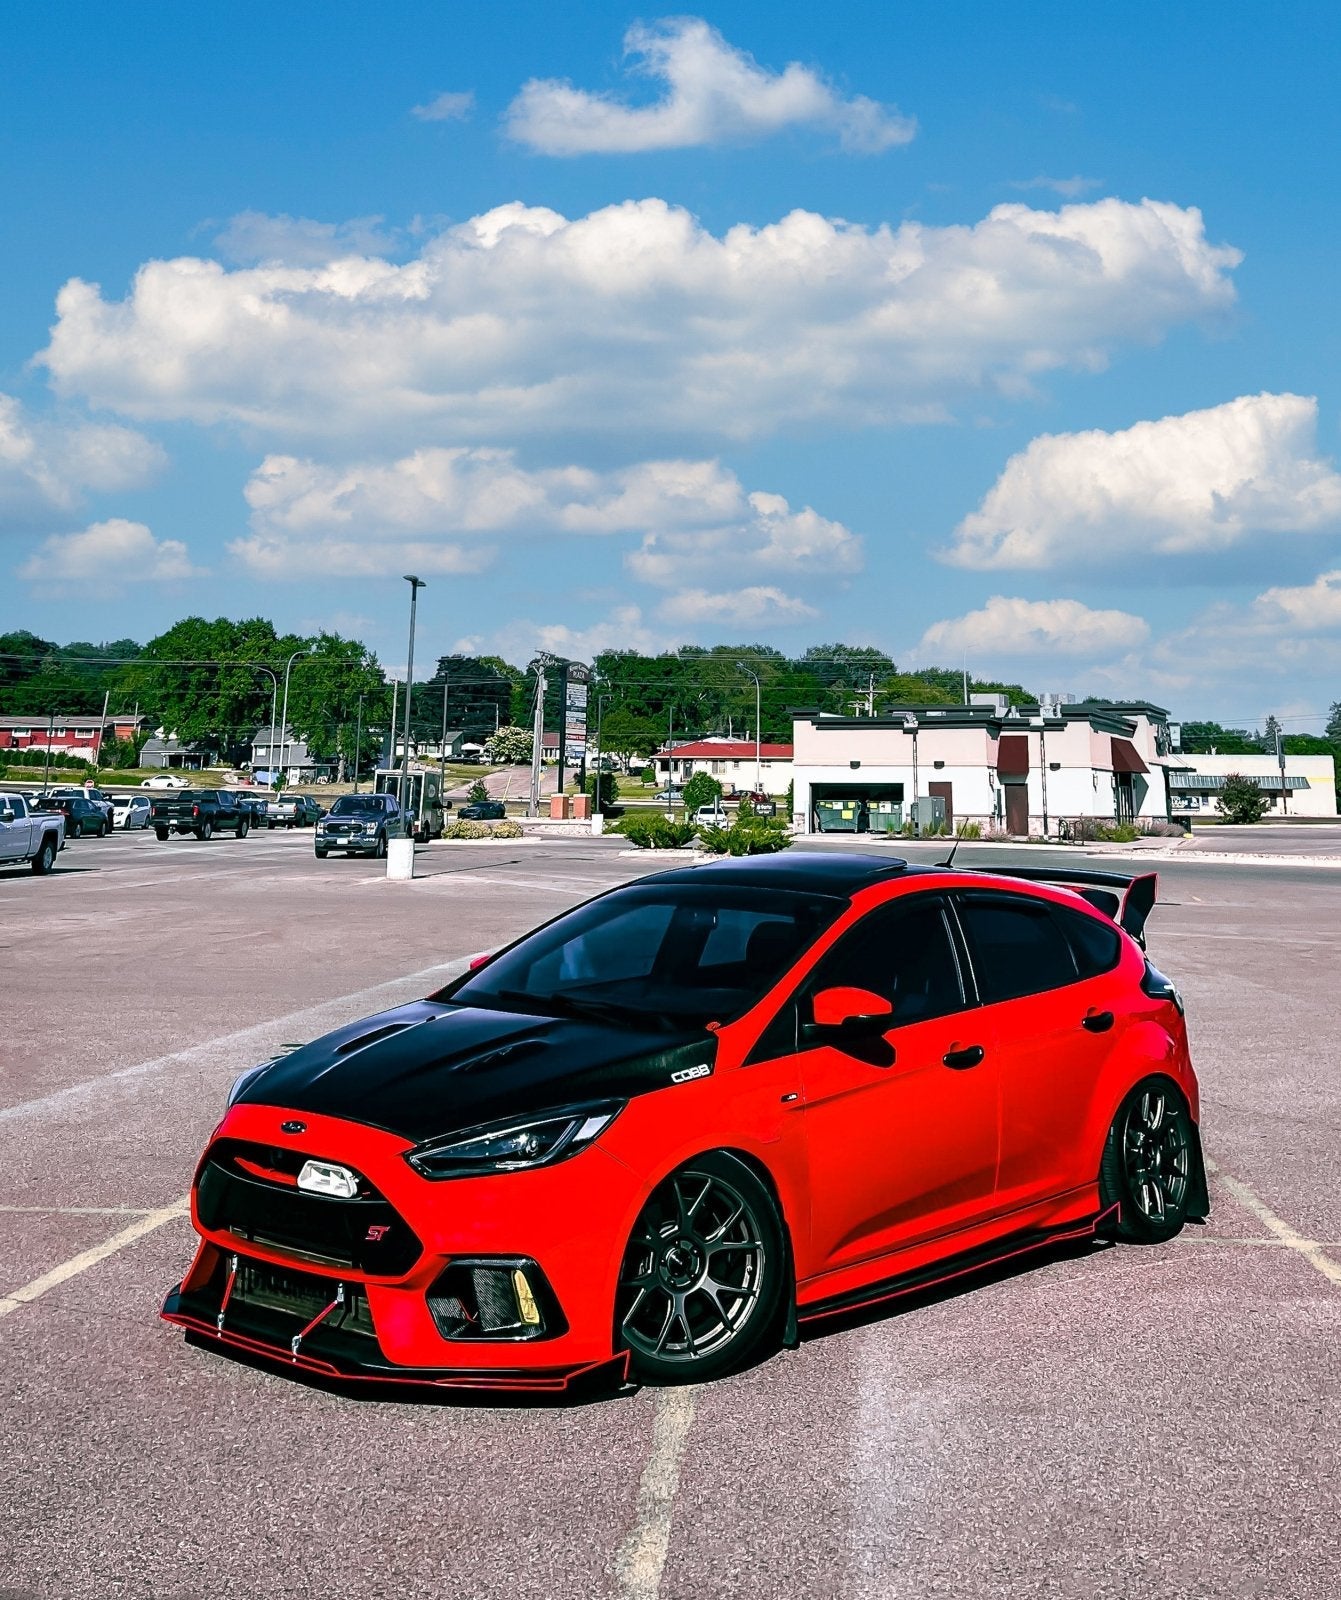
31;837;56;875
615;1151;784;1385
375;832;387;860
238;820;249;840
1099;1077;1197;1243
154;828;169;842
314;848;328;859
98;820;109;837
197;820;213;841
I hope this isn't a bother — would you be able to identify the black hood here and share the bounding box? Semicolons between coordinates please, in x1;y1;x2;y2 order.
235;1000;713;1144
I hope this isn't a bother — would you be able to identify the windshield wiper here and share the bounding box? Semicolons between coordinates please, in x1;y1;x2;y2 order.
482;988;659;1028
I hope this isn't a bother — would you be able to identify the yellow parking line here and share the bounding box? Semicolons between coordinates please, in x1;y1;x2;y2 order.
1206;1158;1341;1286
0;1200;188;1321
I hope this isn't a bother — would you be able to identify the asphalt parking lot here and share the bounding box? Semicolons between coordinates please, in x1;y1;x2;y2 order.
1;826;1338;1599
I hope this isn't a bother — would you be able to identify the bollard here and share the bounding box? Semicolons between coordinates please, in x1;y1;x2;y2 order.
591;812;605;836
386;837;415;880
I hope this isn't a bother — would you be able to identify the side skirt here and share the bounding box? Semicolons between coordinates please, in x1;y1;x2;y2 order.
796;1204;1118;1331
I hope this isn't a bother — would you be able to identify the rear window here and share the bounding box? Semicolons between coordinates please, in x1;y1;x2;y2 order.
1053;905;1122;978
956;892;1079;1005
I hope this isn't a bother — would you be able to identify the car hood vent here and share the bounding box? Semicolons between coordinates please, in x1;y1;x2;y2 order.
336;1022;412;1057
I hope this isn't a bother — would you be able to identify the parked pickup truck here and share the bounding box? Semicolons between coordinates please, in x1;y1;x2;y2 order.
149;789;251;842
0;791;65;873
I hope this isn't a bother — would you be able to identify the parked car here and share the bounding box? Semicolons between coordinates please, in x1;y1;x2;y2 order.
653;786;684;803
142;774;191;790
694;804;730;828
150;790;251;841
0;791;64;872
265;794;325;829
112;794;153;830
224;791;270;825
39;794;109;837
162;854;1203;1392
313;793;402;858
48;785;115;827
457;799;506;821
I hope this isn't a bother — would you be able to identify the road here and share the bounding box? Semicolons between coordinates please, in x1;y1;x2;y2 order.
1;827;1338;1599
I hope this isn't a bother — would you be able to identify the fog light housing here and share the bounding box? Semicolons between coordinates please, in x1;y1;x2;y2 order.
427;1258;565;1341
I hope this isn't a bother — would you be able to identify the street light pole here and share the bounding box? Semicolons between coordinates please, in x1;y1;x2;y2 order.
400;575;426;826
277;647;310;788
666;703;674;816
252;667;278;785
439;681;449;798
352;693;365;792
735;662;762;795
594;693;609;810
904;714;919;837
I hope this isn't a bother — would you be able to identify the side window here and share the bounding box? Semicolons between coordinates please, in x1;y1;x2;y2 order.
807;897;966;1026
1053;905;1121;979
956;893;1078;1005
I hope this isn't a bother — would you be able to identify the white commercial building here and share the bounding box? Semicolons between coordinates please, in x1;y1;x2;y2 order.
1165;752;1336;818
654;739;794;798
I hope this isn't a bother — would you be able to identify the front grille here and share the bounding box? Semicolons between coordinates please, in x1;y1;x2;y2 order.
232;1259;376;1337
197;1140;422;1276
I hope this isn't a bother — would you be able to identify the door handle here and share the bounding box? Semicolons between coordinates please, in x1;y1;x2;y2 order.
942;1044;985;1070
1082;1010;1115;1033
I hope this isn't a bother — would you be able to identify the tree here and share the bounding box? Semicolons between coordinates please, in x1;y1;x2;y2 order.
599;707;661;770
126;616;300;746
486;724;533;764
1326;702;1341;743
583;770;619;811
467;777;490;804
1176;721;1260;755
283;634;387;763
1216;773;1269;824
1262;714;1283;752
682;770;723;812
421;655;517;745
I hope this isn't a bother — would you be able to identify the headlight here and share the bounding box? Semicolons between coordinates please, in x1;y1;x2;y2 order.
405;1101;623;1180
226;1061;274;1107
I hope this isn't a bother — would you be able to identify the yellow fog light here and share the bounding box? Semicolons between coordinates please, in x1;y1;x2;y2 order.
512;1268;541;1326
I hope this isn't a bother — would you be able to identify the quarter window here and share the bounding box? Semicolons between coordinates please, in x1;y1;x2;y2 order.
1053;905;1121;978
956;893;1078;1004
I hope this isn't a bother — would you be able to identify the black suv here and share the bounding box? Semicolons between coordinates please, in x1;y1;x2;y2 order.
314;794;401;858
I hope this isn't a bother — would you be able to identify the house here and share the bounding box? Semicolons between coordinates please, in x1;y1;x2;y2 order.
653;737;794;797
139;732;212;770
0;712;146;762
250;725;334;783
790;701;1188;835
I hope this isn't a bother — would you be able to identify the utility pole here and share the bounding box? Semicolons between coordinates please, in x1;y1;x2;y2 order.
528;664;546;817
1276;723;1288;814
42;709;54;794
867;673;875;717
400;576;426;823
666;703;675;815
95;688;110;772
439;682;449;798
1036;716;1050;837
352;693;365;792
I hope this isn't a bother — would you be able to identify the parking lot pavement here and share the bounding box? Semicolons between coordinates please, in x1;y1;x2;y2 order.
1179;821;1341;856
1;833;1338;1599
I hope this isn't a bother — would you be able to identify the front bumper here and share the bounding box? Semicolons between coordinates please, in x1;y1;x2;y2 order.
163;1102;646;1386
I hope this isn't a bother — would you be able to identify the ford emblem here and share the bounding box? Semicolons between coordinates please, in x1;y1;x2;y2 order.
280;1120;306;1134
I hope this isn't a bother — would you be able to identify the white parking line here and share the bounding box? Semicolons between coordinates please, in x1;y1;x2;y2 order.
614;1387;699;1600
0;1199;188;1321
0;1205;155;1216
0;955;470;1126
1207;1158;1341;1286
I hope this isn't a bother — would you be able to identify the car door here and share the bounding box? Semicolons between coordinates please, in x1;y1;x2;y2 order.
0;796;30;861
776;892;1000;1282
952;891;1125;1213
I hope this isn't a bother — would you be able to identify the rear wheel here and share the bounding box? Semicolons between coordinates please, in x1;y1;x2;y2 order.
615;1151;784;1385
197;820;213;841
31;837;55;874
1100;1078;1194;1243
154;827;169;842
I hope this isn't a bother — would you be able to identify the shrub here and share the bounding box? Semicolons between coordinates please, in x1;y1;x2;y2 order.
682;770;723;812
617;812;697;849
698;813;792;857
466;777;490;804
1216;773;1269;824
640;765;657;785
583;770;620;811
443;818;493;839
3;748;93;772
491;819;524;838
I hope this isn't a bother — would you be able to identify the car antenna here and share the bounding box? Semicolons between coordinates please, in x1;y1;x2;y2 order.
937;819;970;870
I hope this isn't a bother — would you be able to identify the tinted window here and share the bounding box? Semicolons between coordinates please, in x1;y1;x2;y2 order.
807;896;966;1026
331;796;384;816
448;885;839;1027
1054;905;1121;978
956;893;1078;1005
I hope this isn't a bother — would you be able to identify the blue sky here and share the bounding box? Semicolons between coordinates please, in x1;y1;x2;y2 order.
3;1;1340;726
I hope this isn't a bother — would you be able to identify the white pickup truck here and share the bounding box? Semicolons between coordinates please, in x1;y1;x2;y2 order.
0;791;65;873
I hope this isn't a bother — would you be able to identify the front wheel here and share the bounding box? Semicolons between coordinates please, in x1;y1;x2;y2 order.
314;847;328;859
375;832;388;859
1099;1078;1196;1243
615;1151;784;1385
31;838;56;874
238;820;249;839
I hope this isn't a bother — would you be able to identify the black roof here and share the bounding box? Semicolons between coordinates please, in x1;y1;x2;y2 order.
648;849;918;896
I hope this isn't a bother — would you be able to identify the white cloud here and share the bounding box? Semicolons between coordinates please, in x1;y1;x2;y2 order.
490;606;669;666
657;586;818;626
231;448;863;585
411;90;475;123
916;595;1150;659
18;518;203;584
1253;569;1341;631
39;196;1240;441
505;18;914;156
944;394;1341;570
0;393;164;533
214;211;401;267
1009;175;1102;198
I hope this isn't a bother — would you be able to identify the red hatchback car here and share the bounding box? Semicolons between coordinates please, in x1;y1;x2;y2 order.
163;852;1207;1392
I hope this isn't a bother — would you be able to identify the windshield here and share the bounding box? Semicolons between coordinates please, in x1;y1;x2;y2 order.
444;883;840;1027
331;796;382;816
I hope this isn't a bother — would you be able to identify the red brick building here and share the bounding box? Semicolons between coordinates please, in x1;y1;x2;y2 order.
0;713;146;761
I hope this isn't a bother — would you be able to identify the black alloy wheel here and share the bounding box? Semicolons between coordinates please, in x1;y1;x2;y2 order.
1100;1078;1194;1243
616;1151;783;1384
31;838;55;874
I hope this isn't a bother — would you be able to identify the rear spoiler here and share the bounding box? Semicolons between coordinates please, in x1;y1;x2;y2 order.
962;866;1159;947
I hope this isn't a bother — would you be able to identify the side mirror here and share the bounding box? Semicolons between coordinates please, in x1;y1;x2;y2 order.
806;986;893;1038
0;807;14;822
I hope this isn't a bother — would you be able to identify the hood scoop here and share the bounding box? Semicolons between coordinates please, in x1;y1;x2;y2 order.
447;1036;550;1075
335;1022;413;1057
